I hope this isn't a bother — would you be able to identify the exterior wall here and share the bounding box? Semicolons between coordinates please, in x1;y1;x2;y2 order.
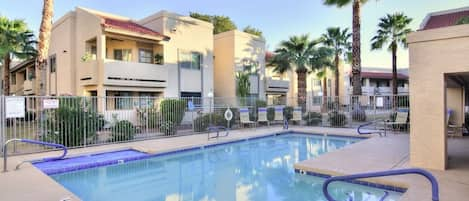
139;11;214;98
213;30;266;99
213;32;235;98
408;24;469;170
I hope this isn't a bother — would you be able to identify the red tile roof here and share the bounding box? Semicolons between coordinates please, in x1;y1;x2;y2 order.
102;17;170;40
423;10;469;30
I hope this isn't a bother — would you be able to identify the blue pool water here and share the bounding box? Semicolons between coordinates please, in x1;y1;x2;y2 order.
48;134;403;201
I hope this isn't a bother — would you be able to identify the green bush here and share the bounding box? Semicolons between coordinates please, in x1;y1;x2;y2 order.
283;106;294;120
137;108;161;129
160;99;186;135
160;121;176;135
327;101;338;110
267;107;275;121
328;111;347;127
111;120;137;142
396;96;409;107
351;109;367;122
43;97;106;147
193;113;225;132
303;112;322;126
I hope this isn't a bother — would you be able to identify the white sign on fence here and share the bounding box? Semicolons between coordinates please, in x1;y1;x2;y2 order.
43;99;59;109
5;97;25;118
376;97;384;107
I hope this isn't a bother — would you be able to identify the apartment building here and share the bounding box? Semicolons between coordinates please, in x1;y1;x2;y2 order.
213;30;266;102
9;58;37;96
343;67;409;96
46;7;214;102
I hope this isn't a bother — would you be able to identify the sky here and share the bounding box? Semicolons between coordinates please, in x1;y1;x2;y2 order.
1;0;468;68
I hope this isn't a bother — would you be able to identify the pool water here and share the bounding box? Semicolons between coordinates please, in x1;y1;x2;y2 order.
50;134;402;201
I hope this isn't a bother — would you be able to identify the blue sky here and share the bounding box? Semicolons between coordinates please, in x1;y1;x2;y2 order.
2;0;468;68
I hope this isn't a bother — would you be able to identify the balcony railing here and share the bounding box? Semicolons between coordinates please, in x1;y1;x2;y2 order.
266;78;290;92
103;59;168;88
351;86;409;95
23;79;36;95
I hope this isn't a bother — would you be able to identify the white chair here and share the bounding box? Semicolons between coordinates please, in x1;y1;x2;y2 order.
239;108;256;128
257;107;269;125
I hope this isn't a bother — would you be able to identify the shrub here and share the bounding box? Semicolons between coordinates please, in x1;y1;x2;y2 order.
283;106;294;120
303;112;322;126
267;107;275;121
111;120;137;142
193;113;225;132
43;97;106;147
160;121;176;135
327;111;347;127
327;101;338;110
351;109;367;122
160;99;186;134
396;96;409;108
137;108;161;129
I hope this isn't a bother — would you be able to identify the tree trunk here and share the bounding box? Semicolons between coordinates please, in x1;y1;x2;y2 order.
392;44;398;96
323;76;328;111
334;53;340;97
297;71;307;109
3;54;11;95
351;0;362;96
37;0;54;96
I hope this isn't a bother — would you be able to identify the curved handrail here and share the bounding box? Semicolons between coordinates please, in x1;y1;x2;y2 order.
3;139;67;172
322;168;439;201
207;126;229;139
357;119;386;136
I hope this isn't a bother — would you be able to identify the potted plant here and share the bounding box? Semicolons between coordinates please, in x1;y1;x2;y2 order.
154;53;163;65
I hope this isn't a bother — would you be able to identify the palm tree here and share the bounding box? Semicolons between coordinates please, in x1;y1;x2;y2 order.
0;17;37;95
371;13;412;95
269;35;325;108
324;0;371;96
310;47;335;109
321;27;352;97
37;0;54;96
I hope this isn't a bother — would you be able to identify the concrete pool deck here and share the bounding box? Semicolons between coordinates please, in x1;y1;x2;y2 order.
0;126;468;200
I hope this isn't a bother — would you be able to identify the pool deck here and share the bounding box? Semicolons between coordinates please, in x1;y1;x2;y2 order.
0;126;468;201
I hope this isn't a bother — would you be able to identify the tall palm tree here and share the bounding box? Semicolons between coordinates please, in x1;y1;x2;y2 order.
37;0;54;96
0;17;37;95
270;35;330;108
371;13;412;95
321;27;352;97
324;0;371;96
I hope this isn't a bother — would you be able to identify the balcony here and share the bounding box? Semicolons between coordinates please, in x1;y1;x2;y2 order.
103;59;168;88
23;79;36;95
266;77;290;93
79;60;99;86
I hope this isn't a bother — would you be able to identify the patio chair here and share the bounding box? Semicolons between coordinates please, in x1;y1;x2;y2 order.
239;108;256;128
357;120;387;136
257;107;269;125
384;108;409;133
447;109;464;137
274;106;284;122
291;107;302;124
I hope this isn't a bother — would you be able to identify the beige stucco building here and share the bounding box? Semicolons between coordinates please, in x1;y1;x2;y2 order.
408;7;469;170
47;7;214;100
213;30;266;101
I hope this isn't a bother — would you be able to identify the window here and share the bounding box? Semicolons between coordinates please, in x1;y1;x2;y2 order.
179;52;202;70
181;92;202;107
139;49;153;63
313;79;321;87
114;49;132;61
50;56;57;73
11;74;16;85
327;79;332;87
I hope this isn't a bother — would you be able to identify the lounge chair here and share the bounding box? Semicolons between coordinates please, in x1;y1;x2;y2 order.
291;107;302;124
239;108;256;128
384;108;409;133
357;120;387;136
257;107;269;125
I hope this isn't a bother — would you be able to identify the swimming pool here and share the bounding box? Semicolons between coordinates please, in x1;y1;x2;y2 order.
42;133;403;201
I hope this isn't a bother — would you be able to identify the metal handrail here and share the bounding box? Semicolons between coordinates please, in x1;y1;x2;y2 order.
357;119;387;136
207;126;229;140
322;168;439;201
3;139;68;172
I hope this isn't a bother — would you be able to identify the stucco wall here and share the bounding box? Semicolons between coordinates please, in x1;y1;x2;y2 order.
408;24;469;170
